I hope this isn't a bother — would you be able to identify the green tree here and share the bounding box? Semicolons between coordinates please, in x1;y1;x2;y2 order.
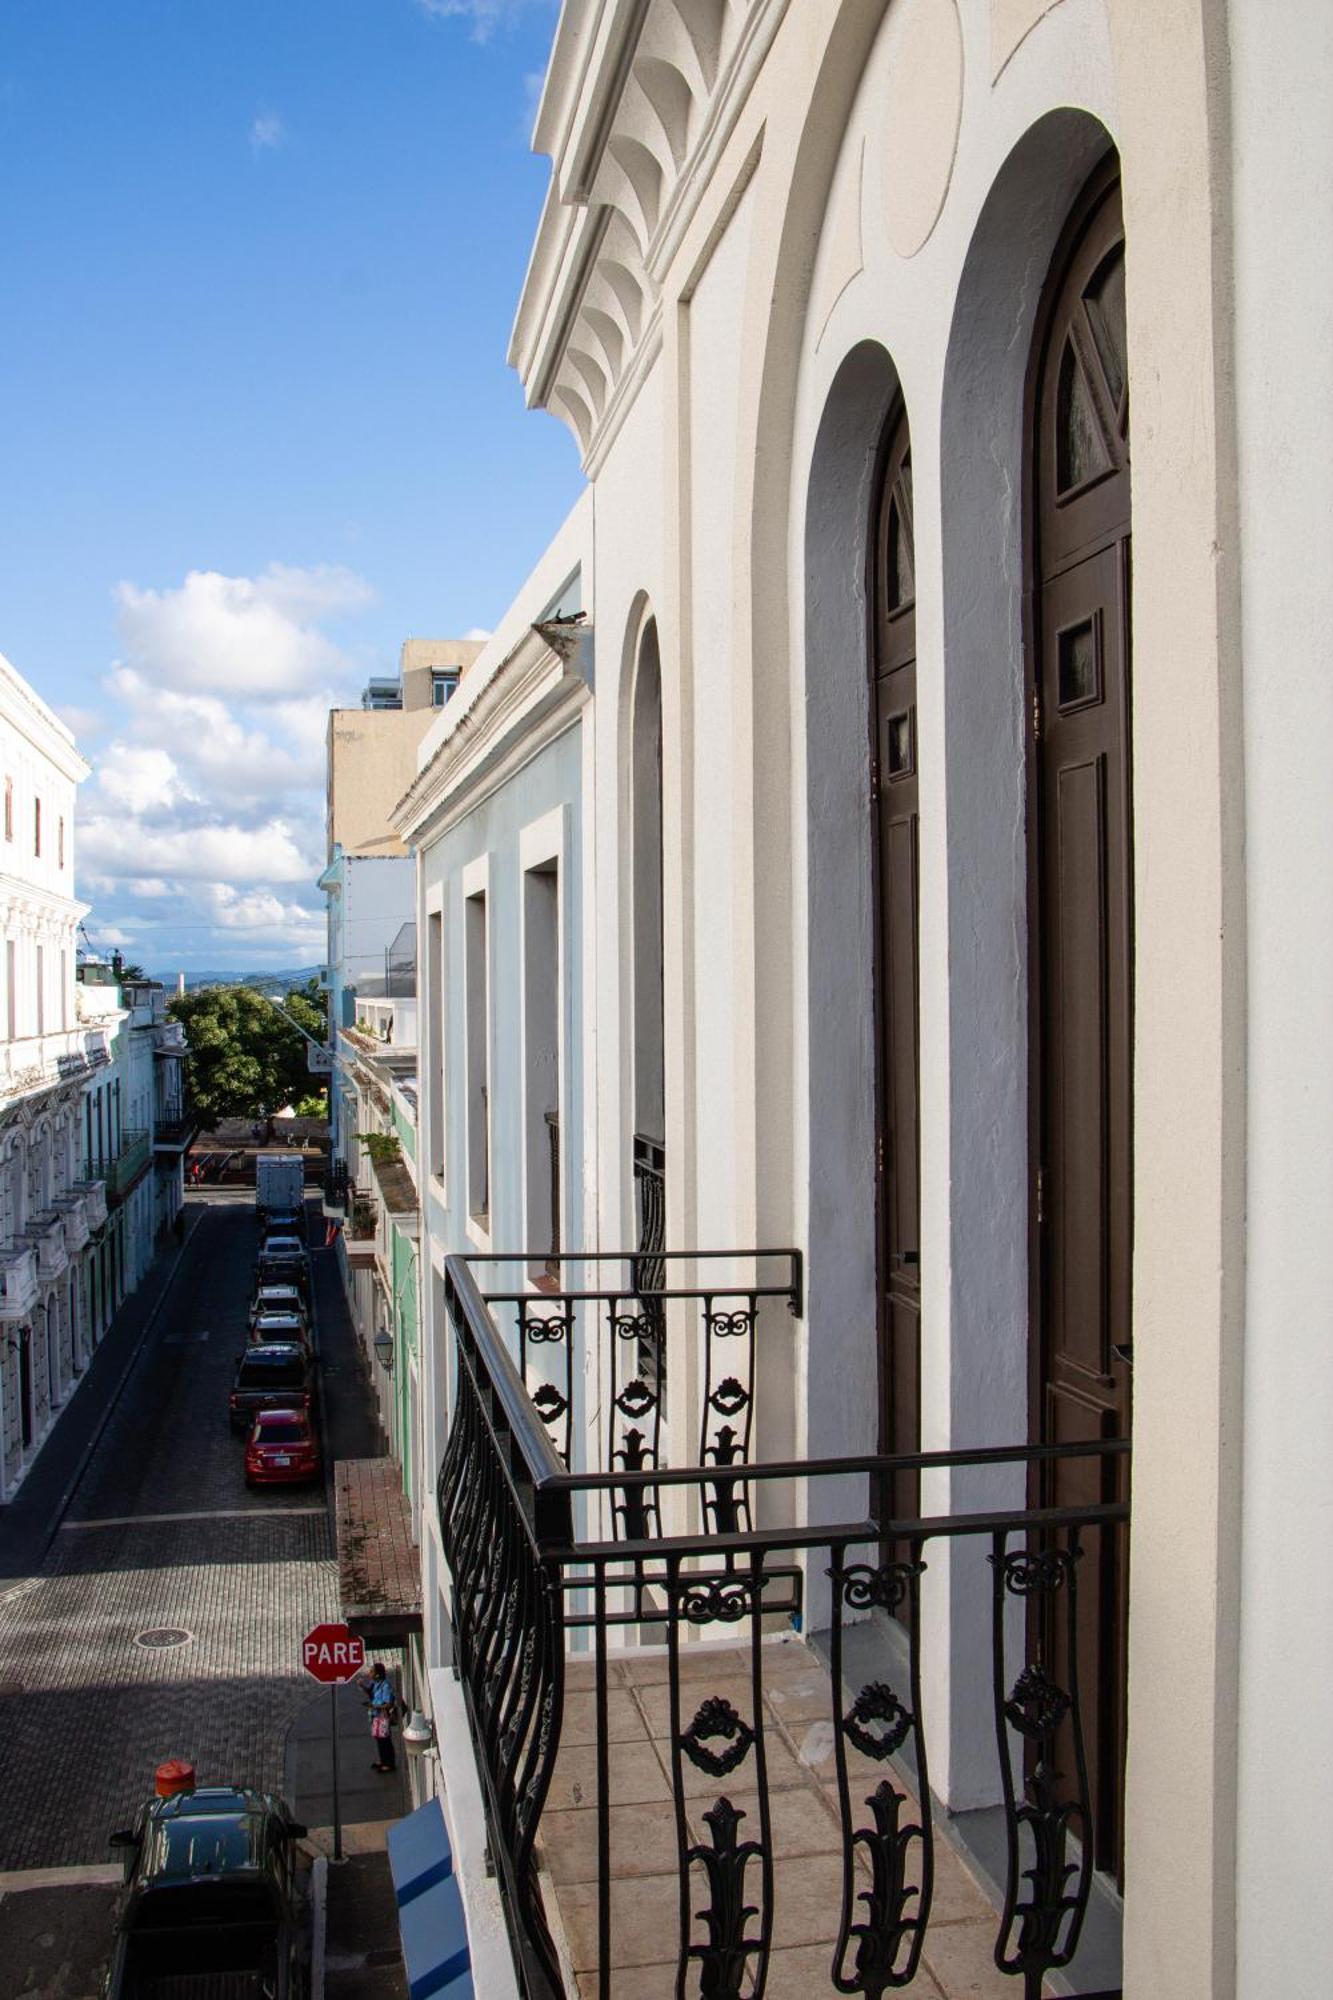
168;983;329;1128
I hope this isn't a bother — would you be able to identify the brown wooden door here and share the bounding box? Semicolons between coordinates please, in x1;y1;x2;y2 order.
1030;165;1132;1870
872;402;921;1528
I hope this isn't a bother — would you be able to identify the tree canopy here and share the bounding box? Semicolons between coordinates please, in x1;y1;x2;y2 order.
168;980;329;1128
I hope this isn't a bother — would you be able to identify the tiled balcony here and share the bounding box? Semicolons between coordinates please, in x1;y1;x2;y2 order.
0;1248;40;1320
544;1643;1026;2000
436;1250;1129;2000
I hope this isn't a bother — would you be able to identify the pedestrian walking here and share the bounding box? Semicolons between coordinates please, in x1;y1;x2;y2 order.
360;1661;398;1773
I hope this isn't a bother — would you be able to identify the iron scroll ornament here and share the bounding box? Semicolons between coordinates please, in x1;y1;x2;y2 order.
667;1554;773;2000
827;1555;933;1993
989;1533;1093;1998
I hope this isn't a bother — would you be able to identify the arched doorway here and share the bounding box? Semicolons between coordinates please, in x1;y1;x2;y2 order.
871;400;921;1526
1029;157;1131;1871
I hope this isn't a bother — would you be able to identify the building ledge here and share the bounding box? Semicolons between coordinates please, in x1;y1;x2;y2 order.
368;1149;419;1230
335;1457;422;1644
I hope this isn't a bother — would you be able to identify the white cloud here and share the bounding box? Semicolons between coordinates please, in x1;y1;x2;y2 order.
94;925;136;949
206;883;324;933
415;0;550;45
80;815;316;886
92;743;193;816
80;558;374;970
249;111;286;153
463;626;492;642
113;563;372;698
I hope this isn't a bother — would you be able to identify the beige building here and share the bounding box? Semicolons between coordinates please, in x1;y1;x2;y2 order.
325;639;484;860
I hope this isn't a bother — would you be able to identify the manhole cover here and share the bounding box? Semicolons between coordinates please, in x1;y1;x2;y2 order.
135;1627;193;1651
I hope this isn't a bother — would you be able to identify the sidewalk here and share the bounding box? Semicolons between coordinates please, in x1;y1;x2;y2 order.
0;1204;204;1582
301;1231;410;2000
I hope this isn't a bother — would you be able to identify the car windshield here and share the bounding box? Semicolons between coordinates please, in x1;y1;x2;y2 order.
238;1356;305;1388
142;1813;265;1885
255;1421;306;1444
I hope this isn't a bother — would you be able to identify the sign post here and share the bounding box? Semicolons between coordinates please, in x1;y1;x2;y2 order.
302;1622;367;1863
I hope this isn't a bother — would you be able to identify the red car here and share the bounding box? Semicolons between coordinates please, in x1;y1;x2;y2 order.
244;1408;321;1486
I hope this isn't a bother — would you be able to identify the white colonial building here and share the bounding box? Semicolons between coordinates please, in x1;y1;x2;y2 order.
0;653;110;1501
391;5;1332;1999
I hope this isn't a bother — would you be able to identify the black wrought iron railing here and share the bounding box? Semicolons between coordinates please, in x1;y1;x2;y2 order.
472;1246;800;1542
632;1131;665;1389
439;1253;1128;2000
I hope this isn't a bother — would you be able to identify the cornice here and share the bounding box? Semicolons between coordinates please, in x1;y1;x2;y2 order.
510;0;789;469
393;626;592;849
0;653;90;784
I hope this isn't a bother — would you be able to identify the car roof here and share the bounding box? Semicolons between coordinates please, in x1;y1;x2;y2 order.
254;1312;304;1325
142;1791;274;1884
252;1407;310;1427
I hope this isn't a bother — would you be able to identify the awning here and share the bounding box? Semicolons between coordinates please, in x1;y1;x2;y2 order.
335;1457;423;1644
386;1800;474;1999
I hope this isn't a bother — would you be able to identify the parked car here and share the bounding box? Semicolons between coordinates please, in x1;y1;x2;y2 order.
229;1344;316;1435
260;1232;307;1261
249;1311;313;1354
248;1284;308;1332
260;1206;305;1241
104;1784;309;1999
245;1409;321;1487
255;1253;310;1302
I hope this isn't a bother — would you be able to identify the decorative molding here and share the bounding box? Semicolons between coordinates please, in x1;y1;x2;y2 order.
393;625;593;850
511;0;790;469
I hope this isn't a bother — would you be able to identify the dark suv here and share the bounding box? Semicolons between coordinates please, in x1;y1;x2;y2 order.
229;1344;316;1435
104;1785;309;1999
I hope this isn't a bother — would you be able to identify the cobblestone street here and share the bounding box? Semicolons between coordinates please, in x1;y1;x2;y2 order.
0;1196;352;1871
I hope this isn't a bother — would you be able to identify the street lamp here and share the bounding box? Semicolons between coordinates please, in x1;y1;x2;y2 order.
402;1709;435;1756
372;1325;394;1373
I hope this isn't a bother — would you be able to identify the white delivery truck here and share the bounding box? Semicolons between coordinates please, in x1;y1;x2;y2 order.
255;1151;306;1222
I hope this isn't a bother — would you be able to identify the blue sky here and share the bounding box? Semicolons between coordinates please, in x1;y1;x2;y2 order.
0;0;580;973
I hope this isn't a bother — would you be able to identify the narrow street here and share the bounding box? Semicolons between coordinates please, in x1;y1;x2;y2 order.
0;1193;401;1992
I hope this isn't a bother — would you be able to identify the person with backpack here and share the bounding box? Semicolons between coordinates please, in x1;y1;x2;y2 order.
360;1661;398;1773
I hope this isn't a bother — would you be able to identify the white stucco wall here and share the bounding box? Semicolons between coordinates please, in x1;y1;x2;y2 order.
1230;3;1333;1993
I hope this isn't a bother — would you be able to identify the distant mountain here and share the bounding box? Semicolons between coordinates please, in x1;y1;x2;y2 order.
162;966;323;994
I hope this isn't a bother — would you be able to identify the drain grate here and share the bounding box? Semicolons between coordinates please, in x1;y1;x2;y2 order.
135;1626;193;1651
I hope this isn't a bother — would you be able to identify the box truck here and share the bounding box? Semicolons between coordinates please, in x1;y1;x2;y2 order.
255;1151;306;1221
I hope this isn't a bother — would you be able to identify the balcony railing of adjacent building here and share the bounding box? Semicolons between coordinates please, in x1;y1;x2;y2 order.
71;1179;109;1232
93;1131;152;1205
345;1187;379;1268
0;1025;110;1095
153;1097;200;1152
0;1247;40;1320
17;1211;68;1284
439;1251;1129;2000
323;1159;350;1218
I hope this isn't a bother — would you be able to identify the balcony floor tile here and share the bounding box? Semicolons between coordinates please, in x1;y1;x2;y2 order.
544;1634;1042;2000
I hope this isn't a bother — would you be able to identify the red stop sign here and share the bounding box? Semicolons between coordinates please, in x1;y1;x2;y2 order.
302;1622;366;1684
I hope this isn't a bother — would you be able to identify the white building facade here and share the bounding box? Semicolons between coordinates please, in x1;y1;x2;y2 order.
399;4;1333;1997
0;654;109;1501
